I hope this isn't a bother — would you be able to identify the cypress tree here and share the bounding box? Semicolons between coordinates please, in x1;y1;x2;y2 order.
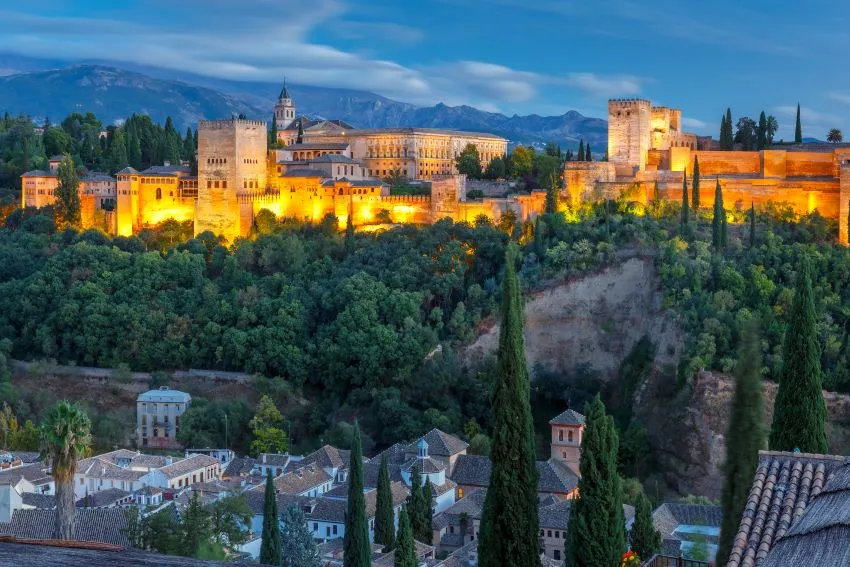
757;111;768;150
722;108;734;150
259;472;281;566
545;173;558;214
578;141;585;162
418;478;434;543
719;114;727;149
344;215;355;256
681;168;689;227
749;203;756;248
716;321;765;567
394;507;416;567
374;455;395;551
652;180;660;205
795;103;803;143
126;123;142;170
478;245;539;567
564;395;625;567
769;257;828;453
297;120;304;144
712;178;727;251
343;423;370;567
692;155;701;212
629;490;661;561
586;146;592;162
406;462;425;542
270;114;279;149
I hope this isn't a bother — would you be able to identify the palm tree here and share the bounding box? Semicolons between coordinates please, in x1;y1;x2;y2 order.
765;115;779;145
827;128;843;144
40;401;91;540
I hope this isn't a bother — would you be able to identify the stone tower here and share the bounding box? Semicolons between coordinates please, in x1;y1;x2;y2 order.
195;118;267;241
115;167;140;237
274;82;296;130
608;99;651;172
549;409;585;477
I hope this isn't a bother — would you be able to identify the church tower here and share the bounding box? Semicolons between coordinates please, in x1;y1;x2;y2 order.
274;81;296;130
549;409;585;477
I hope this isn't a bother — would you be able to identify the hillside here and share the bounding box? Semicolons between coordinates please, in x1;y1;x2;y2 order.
0;59;608;147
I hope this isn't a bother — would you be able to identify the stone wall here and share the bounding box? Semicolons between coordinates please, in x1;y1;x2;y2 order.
608;99;651;170
466;179;514;197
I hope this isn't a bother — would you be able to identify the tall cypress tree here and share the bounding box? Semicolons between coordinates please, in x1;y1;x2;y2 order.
586;146;592;162
270;114;279;149
343;423;370;567
716;321;765;567
260;472;281;566
296;120;304;144
681;168;689;227
545;173;558;214
406;462;426;543
749;203;756;248
418;477;434;543
374;455;395;551
712;178;727;251
630;490;661;561
757;111;768;150
719;114;727;149
394;507;416;567
769;257;828;453
565;395;625;567
722;108;734;150
578;140;585;162
794;103;803;144
652;180;660;205
692;155;701;212
478;245;539;567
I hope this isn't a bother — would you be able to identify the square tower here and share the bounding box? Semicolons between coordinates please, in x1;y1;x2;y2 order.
549;409;585;477
196;119;267;241
608;99;651;172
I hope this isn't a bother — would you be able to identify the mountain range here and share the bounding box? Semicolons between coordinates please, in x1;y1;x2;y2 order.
0;54;608;149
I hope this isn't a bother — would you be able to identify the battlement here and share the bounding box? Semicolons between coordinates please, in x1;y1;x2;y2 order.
380;195;431;203
237;189;281;203
609;99;651;109
199;118;267;130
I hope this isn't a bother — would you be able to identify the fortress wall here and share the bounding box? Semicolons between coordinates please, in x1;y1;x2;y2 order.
138;177;194;226
564;163;617;207
840;167;850;244
692;151;761;175
786;152;834;177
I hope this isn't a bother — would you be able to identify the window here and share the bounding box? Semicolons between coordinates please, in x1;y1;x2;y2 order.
559;430;563;442
568;431;574;443
326;526;330;537
555;531;560;539
554;550;561;561
450;526;455;534
155;188;162;200
332;525;338;535
457;487;464;499
313;523;318;532
563;451;566;459
547;530;552;537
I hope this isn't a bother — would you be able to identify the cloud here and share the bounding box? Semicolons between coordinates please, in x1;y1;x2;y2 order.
334;21;425;45
827;92;850;106
428;61;540;103
774;105;840;125
562;73;642;97
682;117;707;129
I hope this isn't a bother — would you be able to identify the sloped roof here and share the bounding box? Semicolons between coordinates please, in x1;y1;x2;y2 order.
137;388;191;403
368;443;407;466
279;168;327;178
432;489;487;531
539;499;573;530
282;142;349;151
0;541;256;566
549;409;586;426
761;458;850;567
139;165;190;176
156;454;218;479
21;170;56;178
401;456;446;474
450;455;578;495
726;450;844;567
222;457;255;479
407;430;468;458
310;153;358;164
78;458;144;482
273;464;331;495
653;503;723;537
256;453;290;467
75;488;130;508
0;508;130;547
298;445;350;472
115;166;138;175
11;452;42;464
0;464;53;486
21;493;55;509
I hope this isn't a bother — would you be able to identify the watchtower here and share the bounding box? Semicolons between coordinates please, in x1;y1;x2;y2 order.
608;99;651;172
549;409;585;477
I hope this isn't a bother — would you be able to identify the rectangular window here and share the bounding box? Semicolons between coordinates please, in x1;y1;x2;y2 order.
332;525;338;535
554;550;561;561
326;526;330;537
313;523;318;532
547;530;552;537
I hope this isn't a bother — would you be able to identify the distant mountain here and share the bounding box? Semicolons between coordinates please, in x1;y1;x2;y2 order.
0;60;608;148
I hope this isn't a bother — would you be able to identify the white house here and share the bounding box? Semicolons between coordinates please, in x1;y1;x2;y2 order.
138;454;220;490
136;387;191;449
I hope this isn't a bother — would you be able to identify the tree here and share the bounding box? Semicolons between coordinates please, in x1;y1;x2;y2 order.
716;321;765;567
749;203;756;248
630;490;661;561
55;154;81;228
107;128;129;174
296;120;304;144
374;455;395;551
734;117;757;151
181;491;219;558
394;507;416;567
585;145;592;162
281;504;321;567
757;111;768;150
260;472;281;566
511;146;535;177
712;178;727;252
406;462;427;543
478;245;539;567
692;155;701;212
766;115;778;145
419;477;434;542
578;141;585;162
456;144;482;178
564;395;625;567
681;169;689;227
719;113;729;150
269;114;279;149
545;172;559;214
723;108;734;150
485;156;506;180
827;128;843;144
126;125;142;170
344;422;370;567
210;494;252;554
769;257;828;453
795;103;803;143
249;394;288;456
652;180;660;206
39;401;91;540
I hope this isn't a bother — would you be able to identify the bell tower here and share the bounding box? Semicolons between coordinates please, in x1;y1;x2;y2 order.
549;409;585;477
274;80;296;130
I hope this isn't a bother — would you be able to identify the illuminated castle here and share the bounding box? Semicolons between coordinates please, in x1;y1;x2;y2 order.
566;99;850;243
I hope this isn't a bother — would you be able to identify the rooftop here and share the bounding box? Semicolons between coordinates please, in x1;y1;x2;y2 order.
272;464;331;495
549;409;586;426
406;429;469;458
0;508;130;547
282;142;350;151
156;454;218;479
450;455;578;494
137;388;191;404
75;488;131;508
139;164;191;176
222;457;256;479
310;153;359;164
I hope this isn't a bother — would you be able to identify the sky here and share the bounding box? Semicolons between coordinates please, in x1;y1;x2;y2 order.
0;0;848;138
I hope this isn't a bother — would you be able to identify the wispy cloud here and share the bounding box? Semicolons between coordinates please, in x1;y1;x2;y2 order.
682;117;707;129
562;73;643;97
827;92;850;106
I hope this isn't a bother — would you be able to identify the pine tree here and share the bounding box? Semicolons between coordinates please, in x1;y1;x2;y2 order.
344;423;370;567
716;321;765;567
749;203;756;248
681;168;689;227
564;395;625;567
374;455;395;551
795;103;803;144
692;155;701;212
394;507;416;567
629;490;661;561
281;504;321;567
478;245;539;567
712;178;727;251
259;473;281;566
578;140;585;162
769;257;828;453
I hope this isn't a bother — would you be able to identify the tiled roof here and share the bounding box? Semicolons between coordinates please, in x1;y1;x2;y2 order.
116;166;139;175
12;452;43;464
282;142;350;150
407;430;469;458
432;489;486;531
653;503;722;538
273;464;331;495
549;409;586;426
450;455;578;495
81;172;114;182
333;127;507;140
432;479;457;497
0;541;257;566
21;170;56;178
401;456;446;474
136;388;191;403
436;541;478;567
139;165;190;176
726;450;844;567
761;458;850;567
310;482;408;524
78;458;144;482
0;464;53;486
222;457;255;478
279;168;328;178
298;445;350;472
370;443;408;466
21;493;55;509
256;453;290;468
449;455;491;486
539;499;572;530
157;454;218;480
75;488;130;508
362;460;404;487
310;154;358;164
0;508;130;547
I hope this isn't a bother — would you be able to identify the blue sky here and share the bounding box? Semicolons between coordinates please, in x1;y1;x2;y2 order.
0;0;848;138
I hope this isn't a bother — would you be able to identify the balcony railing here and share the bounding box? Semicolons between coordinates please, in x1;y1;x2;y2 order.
642;555;711;567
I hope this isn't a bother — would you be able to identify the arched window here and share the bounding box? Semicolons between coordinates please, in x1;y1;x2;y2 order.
155;188;162;200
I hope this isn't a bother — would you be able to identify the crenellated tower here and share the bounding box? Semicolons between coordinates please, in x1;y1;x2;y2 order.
274;81;297;130
608;99;651;172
